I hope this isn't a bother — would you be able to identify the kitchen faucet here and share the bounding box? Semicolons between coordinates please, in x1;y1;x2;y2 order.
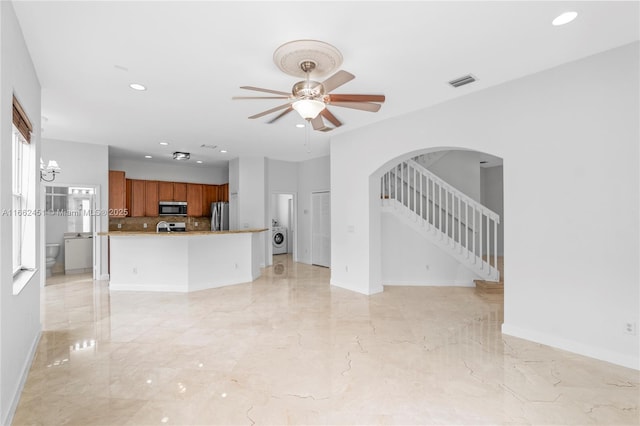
156;220;169;232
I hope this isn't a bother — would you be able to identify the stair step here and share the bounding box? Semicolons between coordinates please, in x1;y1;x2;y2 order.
474;279;504;294
476;255;503;293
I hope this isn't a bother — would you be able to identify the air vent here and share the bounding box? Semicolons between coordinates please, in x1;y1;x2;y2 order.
449;74;477;88
173;152;190;160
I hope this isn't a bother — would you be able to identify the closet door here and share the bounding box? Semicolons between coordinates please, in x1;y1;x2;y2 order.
311;191;330;267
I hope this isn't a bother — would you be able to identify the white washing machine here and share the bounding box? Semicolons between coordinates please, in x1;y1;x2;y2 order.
272;226;287;254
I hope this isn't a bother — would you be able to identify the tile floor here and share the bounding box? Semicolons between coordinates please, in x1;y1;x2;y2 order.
12;255;639;425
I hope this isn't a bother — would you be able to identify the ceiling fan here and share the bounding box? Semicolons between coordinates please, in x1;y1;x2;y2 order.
233;40;385;132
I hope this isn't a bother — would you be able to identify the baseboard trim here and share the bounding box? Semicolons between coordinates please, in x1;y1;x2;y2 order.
502;323;639;371
330;279;383;296
382;280;474;287
2;326;42;426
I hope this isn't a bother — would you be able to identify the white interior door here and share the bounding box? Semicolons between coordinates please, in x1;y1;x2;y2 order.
311;191;330;267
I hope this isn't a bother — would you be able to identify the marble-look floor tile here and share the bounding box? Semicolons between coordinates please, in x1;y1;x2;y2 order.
12;257;639;425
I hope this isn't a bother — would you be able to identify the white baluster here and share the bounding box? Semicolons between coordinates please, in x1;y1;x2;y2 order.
457;195;461;251
494;216;498;276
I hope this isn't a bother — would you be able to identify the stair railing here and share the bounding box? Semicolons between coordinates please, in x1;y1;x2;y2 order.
380;159;500;277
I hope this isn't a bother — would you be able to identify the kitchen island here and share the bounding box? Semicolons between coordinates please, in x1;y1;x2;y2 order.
103;229;267;292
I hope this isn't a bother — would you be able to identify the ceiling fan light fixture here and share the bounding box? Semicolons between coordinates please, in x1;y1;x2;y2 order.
292;99;325;120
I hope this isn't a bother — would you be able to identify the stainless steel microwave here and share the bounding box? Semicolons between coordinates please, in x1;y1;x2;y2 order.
159;201;187;216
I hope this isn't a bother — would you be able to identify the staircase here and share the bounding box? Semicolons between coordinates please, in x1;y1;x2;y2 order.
475;256;504;294
380;159;501;282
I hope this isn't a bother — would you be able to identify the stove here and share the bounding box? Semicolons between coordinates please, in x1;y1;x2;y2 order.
156;221;187;232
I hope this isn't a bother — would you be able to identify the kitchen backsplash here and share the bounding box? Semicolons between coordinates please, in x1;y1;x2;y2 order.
109;216;211;232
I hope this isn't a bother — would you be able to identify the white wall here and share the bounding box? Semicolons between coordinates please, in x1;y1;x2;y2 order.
481;166;504;256
428;150;482;202
381;212;479;286
41;138;109;279
331;43;639;369
297;156;330;265
230;157;267;266
0;2;42;423
109;157;228;184
265;158;298;264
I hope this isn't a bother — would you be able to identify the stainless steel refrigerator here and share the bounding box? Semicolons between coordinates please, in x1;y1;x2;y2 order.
211;202;229;231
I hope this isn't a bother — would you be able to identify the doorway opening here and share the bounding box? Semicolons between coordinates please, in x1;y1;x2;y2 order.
42;184;98;285
271;193;296;264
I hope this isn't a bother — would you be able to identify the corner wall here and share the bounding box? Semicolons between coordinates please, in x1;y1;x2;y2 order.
330;43;639;369
41;138;109;278
0;1;42;423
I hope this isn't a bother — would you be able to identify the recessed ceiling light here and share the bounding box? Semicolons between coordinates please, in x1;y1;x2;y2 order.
159;142;169;146
220;149;227;154
296;124;305;128
144;155;152;159
196;160;203;164
552;11;578;26
129;83;147;91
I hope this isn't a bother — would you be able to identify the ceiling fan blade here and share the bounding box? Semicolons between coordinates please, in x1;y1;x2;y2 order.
328;94;385;103
267;107;293;123
233;96;290;100
248;102;293;119
310;115;327;131
321;70;355;93
329;101;382;113
240;86;291;96
320;108;342;128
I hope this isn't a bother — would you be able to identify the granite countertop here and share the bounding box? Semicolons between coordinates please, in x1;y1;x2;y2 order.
98;228;268;236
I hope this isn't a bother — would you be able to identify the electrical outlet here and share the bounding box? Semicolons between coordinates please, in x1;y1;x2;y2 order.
624;321;637;335
132;267;137;274
234;263;239;269
345;265;349;272
425;264;430;270
117;223;122;229
194;222;198;227
143;223;147;228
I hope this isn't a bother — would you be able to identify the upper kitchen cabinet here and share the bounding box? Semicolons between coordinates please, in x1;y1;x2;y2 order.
109;170;127;217
158;181;174;202
173;183;187;202
219;183;229;202
187;184;203;217
126;179;146;217
202;185;218;217
144;181;159;216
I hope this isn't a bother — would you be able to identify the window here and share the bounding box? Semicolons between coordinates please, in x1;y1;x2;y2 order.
12;95;36;294
12;127;26;274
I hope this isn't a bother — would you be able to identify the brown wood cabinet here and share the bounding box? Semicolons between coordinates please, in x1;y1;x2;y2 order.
109;170;127;217
158;181;174;202
202;184;217;217
145;181;159;216
173;183;187;202
219;183;229;202
126;179;146;217
187;184;203;217
114;172;227;218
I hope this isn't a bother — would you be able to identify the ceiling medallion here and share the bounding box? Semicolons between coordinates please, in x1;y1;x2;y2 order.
273;40;343;78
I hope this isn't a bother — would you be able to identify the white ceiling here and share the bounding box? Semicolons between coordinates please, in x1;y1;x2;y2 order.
13;1;639;169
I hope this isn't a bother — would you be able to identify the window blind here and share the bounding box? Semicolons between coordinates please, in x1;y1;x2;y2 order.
12;95;32;144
